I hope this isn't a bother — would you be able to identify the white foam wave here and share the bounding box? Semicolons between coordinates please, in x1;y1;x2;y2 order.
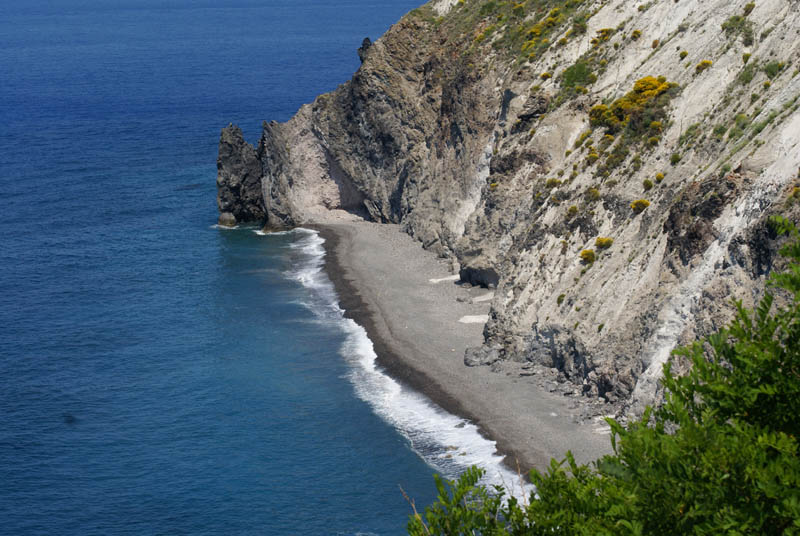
273;227;532;497
253;229;296;236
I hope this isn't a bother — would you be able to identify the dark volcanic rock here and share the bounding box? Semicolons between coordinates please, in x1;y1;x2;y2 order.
664;175;739;266
357;37;372;63
525;325;590;384
216;124;265;224
459;260;500;288
464;345;501;367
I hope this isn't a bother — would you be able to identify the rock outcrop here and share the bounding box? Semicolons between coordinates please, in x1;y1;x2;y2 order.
216;124;265;226
218;0;800;414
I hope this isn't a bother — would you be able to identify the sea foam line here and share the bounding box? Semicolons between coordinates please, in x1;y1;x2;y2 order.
276;228;532;496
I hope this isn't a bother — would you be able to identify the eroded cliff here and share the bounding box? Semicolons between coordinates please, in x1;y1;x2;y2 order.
218;0;800;414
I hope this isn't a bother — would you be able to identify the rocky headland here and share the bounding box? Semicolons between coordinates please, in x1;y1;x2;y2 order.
217;0;800;468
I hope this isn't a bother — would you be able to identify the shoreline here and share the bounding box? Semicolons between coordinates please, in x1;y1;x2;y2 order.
311;221;612;474
316;225;516;465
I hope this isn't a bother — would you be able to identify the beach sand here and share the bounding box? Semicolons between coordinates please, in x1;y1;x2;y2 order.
314;220;612;473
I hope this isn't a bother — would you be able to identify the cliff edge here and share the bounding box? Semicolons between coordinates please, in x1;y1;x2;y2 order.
218;0;800;415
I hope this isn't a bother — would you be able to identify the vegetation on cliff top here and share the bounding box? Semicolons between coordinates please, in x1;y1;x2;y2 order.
408;217;800;535
408;0;591;62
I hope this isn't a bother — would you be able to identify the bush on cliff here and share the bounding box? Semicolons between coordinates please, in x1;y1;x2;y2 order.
589;76;679;138
408;217;800;535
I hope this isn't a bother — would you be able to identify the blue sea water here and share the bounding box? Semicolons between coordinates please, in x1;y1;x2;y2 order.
0;1;520;534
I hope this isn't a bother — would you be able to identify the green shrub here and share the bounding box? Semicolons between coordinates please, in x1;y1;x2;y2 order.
603;142;629;172
589;76;679;137
763;60;784;79
744;2;755;15
595;237;614;249
562;61;594;88
739;60;759;84
540;71;553;80
729;113;751;140
670;152;682;165
631;29;642;40
545;178;562;188
743;52;751;64
580;249;596;263
567;205;579;218
574;129;593;148
643;178;654;191
557;293;566;305
586;187;601;202
631;199;650;213
409;217;800;536
695;59;713;74
679;50;688;60
722;14;755;46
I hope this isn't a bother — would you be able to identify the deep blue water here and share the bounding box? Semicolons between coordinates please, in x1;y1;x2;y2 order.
0;1;475;534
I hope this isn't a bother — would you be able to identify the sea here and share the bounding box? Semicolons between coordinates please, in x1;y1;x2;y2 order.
0;1;523;534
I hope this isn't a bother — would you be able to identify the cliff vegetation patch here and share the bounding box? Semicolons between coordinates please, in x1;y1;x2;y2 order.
589;76;679;138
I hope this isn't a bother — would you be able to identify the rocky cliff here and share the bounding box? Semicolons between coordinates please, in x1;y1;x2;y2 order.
218;0;800;415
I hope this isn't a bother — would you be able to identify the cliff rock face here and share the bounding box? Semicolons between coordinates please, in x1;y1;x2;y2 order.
218;0;800;413
216;125;265;226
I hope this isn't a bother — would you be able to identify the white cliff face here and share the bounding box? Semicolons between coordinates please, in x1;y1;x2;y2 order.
219;0;800;409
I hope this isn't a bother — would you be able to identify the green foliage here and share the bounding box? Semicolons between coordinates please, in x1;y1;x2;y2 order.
561;61;594;89
642;178;654;191
429;0;589;64
752;109;779;135
670;152;682;165
574;129;593;148
557;293;566;305
589;76;679;138
595;237;614;249
678;123;701;146
409;218;800;535
566;205;579;218
601;141;629;174
631;199;650;213
695;59;713;74
679;50;688;60
545;178;562;188
729;113;751;140
740;59;759;85
722;14;755;46
763;61;785;79
579;249;596;263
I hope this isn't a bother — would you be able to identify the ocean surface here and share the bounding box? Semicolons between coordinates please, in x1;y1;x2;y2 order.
0;1;520;534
